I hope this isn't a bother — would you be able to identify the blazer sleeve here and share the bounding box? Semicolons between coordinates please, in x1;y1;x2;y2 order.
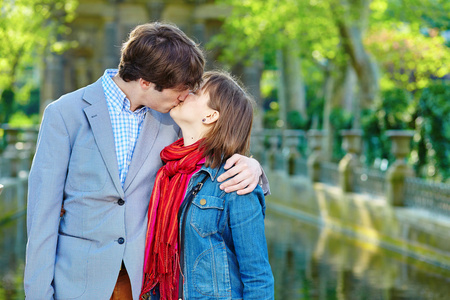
259;165;271;196
24;103;71;299
228;187;275;300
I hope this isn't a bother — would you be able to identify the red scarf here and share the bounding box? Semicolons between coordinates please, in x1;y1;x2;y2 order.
141;138;204;299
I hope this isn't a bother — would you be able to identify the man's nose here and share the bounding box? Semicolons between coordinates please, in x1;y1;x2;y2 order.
177;90;190;101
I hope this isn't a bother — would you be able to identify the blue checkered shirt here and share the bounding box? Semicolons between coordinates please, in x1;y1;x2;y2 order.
102;69;150;187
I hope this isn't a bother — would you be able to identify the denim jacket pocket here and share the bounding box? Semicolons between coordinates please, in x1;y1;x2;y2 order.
190;195;224;237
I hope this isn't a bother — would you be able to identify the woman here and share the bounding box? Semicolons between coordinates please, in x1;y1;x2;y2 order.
140;71;274;300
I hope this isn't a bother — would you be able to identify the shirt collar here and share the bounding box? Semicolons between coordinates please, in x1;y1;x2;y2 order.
102;69;149;115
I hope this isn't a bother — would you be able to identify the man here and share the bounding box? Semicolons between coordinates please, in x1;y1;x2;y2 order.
24;23;267;299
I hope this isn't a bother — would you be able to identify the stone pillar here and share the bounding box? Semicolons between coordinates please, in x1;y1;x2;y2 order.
250;130;267;166
338;129;362;192
192;21;206;45
103;19;120;69
147;1;165;21
386;130;414;206
40;52;65;114
307;130;325;182
0;184;3;195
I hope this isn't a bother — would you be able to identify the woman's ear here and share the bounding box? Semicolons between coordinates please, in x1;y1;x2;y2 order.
203;110;220;124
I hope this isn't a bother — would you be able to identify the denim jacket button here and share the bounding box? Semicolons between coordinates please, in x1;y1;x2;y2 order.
200;199;206;205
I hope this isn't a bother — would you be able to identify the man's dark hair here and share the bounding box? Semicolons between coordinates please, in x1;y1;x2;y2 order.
118;22;205;91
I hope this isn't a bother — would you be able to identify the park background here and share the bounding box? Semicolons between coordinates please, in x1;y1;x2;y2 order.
0;0;449;299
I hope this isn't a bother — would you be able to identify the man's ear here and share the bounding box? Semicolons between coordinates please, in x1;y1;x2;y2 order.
139;78;153;90
203;110;220;124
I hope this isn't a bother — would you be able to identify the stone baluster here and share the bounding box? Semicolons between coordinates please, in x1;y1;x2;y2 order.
2;126;22;177
307;130;325;182
268;135;280;171
338;129;363;192
386;130;415;206
284;130;303;175
22;126;39;168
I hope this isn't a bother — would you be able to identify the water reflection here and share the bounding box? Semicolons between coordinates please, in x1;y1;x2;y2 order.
0;211;26;299
265;209;450;299
1;209;450;299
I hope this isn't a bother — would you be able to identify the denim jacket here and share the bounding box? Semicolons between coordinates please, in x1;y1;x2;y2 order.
177;163;274;300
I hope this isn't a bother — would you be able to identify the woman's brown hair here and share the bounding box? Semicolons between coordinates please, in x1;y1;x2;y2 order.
118;22;205;91
200;71;254;169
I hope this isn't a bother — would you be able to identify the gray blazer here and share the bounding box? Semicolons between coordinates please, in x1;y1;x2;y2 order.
24;78;180;299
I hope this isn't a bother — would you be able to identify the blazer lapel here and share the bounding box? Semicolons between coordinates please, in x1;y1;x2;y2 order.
83;79;124;198
123;110;161;192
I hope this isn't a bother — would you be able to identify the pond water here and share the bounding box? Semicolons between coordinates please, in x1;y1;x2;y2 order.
1;208;449;299
265;209;450;299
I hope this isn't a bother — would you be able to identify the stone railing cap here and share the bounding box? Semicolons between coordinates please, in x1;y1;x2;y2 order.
386;130;415;137
340;129;363;136
307;129;327;137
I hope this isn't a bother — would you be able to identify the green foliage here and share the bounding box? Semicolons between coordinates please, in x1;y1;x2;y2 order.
329;108;353;161
361;88;415;165
379;88;414;130
0;0;78;123
305;92;324;130
287;111;306;130
0;88;14;123
359;82;450;182
330;108;353;130
8;111;40;127
263;106;280;129
365;26;450;91
417;81;450;181
209;0;340;67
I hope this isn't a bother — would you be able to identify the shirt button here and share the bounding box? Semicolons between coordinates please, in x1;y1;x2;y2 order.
118;199;125;206
118;237;125;244
200;199;206;206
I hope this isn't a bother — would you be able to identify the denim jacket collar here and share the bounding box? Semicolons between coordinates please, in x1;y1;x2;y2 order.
198;163;223;182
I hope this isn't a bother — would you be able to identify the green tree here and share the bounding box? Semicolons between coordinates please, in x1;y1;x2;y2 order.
0;0;78;123
210;0;448;164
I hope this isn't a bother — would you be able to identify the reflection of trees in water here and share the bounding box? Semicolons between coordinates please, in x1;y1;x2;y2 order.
265;210;450;299
0;209;449;299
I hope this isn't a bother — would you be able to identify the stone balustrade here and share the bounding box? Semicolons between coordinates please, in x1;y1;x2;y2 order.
252;128;450;217
1;125;449;217
1;125;39;178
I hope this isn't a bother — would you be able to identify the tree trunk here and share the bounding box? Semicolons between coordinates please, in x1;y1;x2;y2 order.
243;59;264;130
322;61;353;161
282;43;306;118
231;60;264;130
276;50;287;130
333;0;379;128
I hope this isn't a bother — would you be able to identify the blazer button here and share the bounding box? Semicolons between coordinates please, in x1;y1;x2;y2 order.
118;237;125;244
200;199;206;205
118;199;125;206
